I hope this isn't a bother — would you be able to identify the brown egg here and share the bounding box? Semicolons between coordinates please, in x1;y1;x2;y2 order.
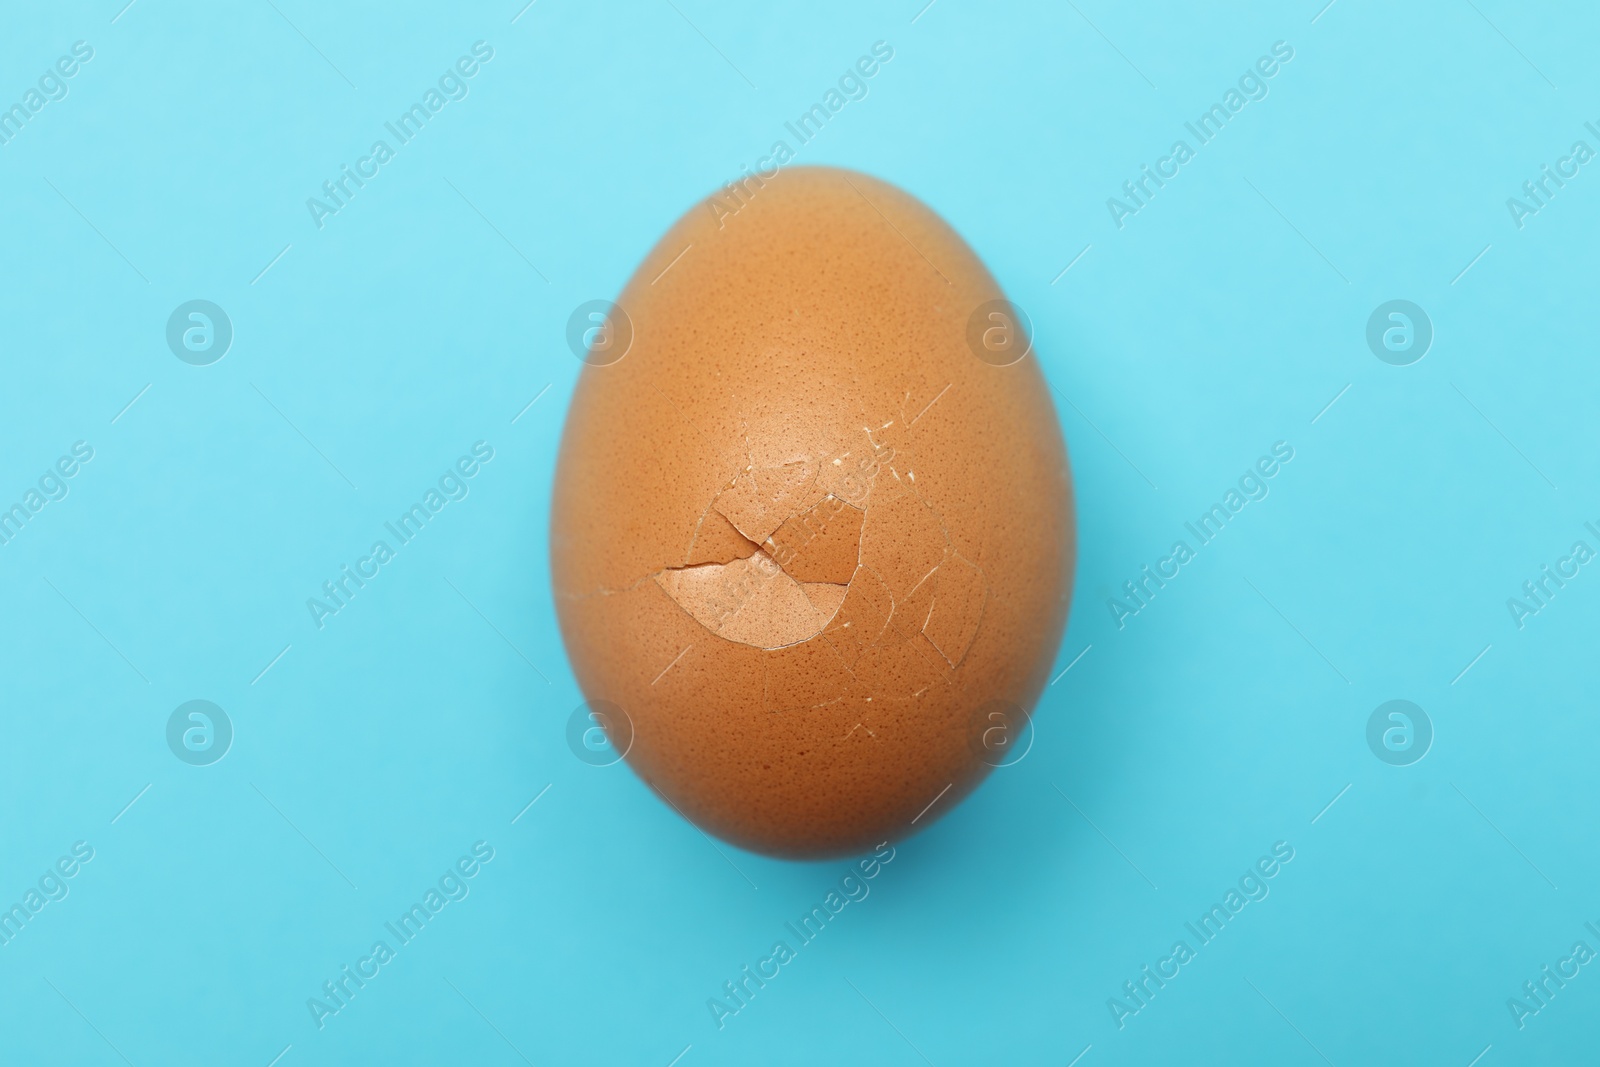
551;166;1074;859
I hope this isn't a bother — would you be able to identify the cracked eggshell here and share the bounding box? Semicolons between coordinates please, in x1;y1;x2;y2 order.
550;166;1074;859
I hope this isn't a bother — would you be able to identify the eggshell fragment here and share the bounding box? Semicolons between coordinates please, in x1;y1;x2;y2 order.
551;166;1074;858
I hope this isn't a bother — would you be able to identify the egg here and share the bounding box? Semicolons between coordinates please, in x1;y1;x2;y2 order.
551;166;1074;858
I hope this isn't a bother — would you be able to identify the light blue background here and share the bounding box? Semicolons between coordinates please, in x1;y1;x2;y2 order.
1;1;1596;1064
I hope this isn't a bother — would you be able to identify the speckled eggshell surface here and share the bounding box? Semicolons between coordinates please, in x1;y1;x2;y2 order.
550;166;1074;859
